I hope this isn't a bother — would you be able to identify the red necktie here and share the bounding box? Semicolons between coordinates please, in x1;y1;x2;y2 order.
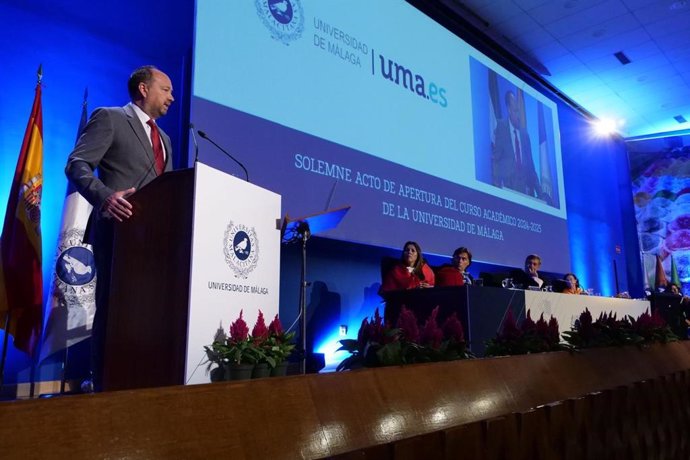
147;119;165;175
513;129;522;170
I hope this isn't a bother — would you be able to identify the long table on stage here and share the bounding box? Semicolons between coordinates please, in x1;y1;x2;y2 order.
383;286;650;355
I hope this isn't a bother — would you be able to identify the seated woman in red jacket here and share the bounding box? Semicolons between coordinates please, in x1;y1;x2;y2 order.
379;241;435;293
436;247;474;287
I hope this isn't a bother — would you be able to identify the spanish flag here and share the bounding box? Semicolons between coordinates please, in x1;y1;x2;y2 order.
0;67;44;356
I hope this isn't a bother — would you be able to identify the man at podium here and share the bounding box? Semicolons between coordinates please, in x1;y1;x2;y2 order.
64;65;175;390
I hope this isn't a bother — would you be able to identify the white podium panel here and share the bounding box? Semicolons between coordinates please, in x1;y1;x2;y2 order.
185;163;281;384
525;291;650;337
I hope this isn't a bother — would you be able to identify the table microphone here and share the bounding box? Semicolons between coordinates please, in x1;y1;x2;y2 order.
189;123;200;165
197;129;249;182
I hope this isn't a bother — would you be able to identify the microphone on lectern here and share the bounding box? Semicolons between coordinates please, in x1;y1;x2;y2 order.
189;123;200;165
197;129;249;182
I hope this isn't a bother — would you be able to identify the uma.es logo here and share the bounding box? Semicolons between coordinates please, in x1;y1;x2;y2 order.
373;51;448;108
255;0;304;45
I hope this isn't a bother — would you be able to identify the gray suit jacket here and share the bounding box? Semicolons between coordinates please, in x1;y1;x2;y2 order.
65;103;173;242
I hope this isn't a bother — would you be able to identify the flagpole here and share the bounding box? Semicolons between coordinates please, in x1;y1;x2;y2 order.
38;85;91;396
27;65;43;399
58;87;88;395
59;347;68;394
57;86;89;395
613;259;620;295
0;313;10;391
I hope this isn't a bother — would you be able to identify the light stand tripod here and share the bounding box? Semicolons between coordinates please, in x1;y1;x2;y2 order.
281;206;350;374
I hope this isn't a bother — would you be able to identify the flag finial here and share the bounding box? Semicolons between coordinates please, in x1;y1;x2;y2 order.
36;64;43;83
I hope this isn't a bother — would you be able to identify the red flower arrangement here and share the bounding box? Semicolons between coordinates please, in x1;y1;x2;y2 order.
562;308;677;348
251;310;269;344
395;306;419;343
420;307;444;350
205;309;296;378
229;310;249;342
337;306;472;370
225;309;261;365
484;309;564;356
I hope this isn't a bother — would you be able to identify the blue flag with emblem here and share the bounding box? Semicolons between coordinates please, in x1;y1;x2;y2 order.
40;88;97;363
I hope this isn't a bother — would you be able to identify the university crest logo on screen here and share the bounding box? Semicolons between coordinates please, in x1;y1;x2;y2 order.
255;0;304;45
224;222;260;279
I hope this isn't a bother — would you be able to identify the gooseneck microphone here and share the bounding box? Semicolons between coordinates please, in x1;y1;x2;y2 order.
189;123;200;165
197;130;249;182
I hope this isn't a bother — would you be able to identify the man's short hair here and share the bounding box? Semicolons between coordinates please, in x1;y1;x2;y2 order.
453;247;472;265
525;254;541;265
127;65;158;100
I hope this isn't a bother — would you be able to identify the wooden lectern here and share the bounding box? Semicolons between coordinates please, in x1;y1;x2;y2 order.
105;169;194;391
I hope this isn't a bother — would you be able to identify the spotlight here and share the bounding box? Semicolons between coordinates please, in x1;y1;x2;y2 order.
593;118;618;136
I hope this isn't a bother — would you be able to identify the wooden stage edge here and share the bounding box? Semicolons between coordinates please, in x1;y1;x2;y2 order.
3;341;690;459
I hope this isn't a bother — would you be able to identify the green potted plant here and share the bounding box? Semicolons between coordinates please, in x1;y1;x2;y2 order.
204;325;229;382
265;314;295;377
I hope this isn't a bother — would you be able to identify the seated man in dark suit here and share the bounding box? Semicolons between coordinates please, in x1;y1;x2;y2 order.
510;254;549;290
653;283;689;338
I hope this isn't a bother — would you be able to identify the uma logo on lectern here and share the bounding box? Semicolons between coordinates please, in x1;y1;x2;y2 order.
255;0;304;45
224;222;260;279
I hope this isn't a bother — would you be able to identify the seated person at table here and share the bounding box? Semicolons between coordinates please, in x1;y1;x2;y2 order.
669;283;690;327
562;273;586;294
436;247;475;287
510;254;550;289
668;283;690;306
379;241;435;293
